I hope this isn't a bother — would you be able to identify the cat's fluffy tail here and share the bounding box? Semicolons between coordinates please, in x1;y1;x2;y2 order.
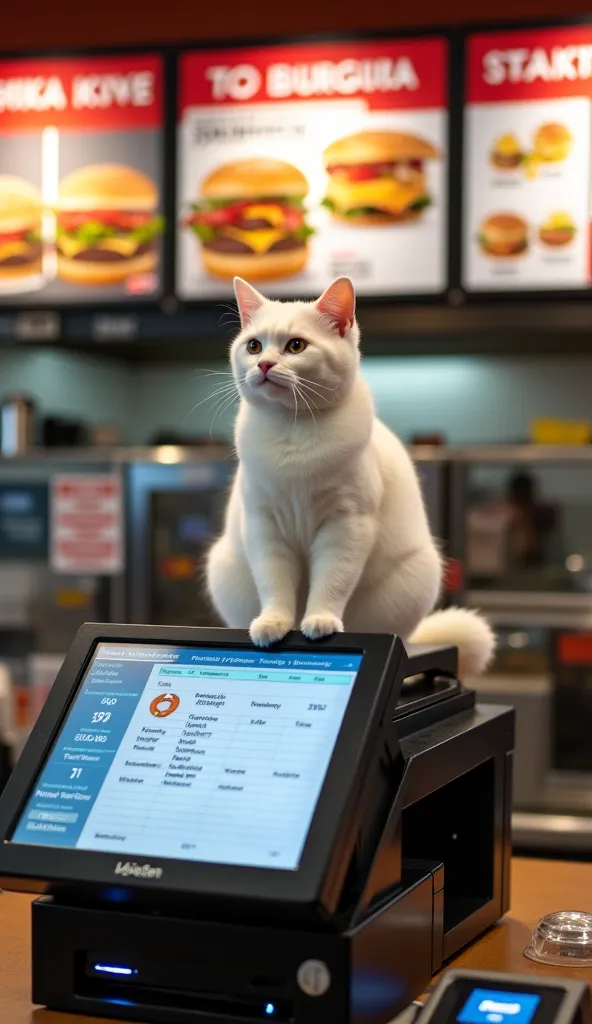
407;607;495;678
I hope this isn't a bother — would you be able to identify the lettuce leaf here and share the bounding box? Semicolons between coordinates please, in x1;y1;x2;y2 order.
190;195;306;212
190;222;216;242
292;224;315;241
409;195;432;212
58;216;164;246
128;215;165;244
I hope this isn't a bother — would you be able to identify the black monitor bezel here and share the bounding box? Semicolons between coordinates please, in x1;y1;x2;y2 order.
0;623;402;914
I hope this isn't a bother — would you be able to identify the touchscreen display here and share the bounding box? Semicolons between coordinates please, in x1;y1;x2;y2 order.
458;990;541;1024
12;643;362;869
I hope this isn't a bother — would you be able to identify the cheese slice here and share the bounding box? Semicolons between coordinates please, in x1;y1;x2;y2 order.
242;204;285;227
326;175;426;215
58;235;141;259
223;227;286;254
543;211;575;231
57;235;86;258
0;240;33;261
98;236;142;257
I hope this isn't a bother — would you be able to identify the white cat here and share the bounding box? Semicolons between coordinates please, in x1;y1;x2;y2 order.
206;276;494;677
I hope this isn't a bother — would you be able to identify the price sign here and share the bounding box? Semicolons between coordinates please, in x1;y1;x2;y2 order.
50;473;123;575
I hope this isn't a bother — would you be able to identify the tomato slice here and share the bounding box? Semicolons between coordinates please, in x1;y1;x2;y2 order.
0;229;31;240
58;211;153;230
188;201;301;230
0;229;30;243
282;207;304;230
327;161;423;181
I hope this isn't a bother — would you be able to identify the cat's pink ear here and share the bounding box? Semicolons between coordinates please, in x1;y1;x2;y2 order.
234;277;266;328
316;277;356;338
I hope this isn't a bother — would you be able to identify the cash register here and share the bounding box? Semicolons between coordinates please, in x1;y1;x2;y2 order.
0;623;514;1024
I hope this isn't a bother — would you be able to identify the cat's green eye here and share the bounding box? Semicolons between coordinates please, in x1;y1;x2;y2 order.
247;339;262;354
285;338;308;354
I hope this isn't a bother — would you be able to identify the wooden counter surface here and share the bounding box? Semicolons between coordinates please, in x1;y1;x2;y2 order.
2;858;592;1023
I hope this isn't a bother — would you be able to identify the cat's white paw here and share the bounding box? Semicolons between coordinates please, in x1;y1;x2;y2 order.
250;613;292;647
301;613;343;641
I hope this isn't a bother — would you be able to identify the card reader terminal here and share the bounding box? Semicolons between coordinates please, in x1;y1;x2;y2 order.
414;970;591;1024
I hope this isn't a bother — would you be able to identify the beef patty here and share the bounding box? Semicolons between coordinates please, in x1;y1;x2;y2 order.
0;240;42;268
204;236;304;255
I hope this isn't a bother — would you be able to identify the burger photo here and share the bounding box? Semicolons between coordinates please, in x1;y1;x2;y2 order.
478;213;529;258
56;164;163;286
533;123;572;163
539;211;577;248
321;130;438;225
0;175;43;284
490;133;523;170
184;158;313;281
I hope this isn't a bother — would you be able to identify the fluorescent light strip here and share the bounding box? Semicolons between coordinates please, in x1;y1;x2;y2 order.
41;125;59;280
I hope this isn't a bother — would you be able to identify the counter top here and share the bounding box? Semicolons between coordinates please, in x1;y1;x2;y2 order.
2;858;592;1023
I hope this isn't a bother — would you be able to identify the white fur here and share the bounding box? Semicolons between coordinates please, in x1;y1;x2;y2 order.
206;278;494;678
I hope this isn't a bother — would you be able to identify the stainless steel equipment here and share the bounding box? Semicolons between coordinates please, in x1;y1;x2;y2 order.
0;395;36;456
443;445;592;853
126;447;234;627
411;445;451;543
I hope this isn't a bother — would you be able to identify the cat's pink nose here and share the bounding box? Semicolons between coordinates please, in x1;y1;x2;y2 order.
258;361;276;376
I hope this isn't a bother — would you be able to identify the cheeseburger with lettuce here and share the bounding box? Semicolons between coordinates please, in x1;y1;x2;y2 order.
0;175;43;283
322;130;438;225
56;164;162;286
185;158;313;281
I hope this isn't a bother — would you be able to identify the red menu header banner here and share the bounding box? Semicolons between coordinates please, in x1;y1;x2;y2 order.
0;54;162;133
180;37;447;115
468;25;592;103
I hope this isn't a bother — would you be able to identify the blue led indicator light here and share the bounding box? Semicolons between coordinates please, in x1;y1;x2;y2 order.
265;1003;275;1015
94;964;137;977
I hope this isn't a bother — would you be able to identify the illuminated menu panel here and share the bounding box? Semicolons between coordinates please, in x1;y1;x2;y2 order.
0;54;164;303
177;37;449;299
463;25;592;292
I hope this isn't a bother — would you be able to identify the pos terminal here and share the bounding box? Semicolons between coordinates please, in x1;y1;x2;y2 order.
0;624;514;1024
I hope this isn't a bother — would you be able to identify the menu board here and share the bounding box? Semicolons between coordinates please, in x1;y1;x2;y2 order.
0;54;164;304
177;38;448;299
464;26;592;292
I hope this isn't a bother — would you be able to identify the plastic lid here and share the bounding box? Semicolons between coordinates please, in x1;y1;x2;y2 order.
524;910;592;967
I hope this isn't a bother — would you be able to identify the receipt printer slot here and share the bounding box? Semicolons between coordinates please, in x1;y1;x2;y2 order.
77;953;294;1021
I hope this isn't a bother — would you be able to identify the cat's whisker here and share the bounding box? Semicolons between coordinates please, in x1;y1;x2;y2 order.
294;375;332;401
293;382;317;428
194;370;235;377
210;390;240;438
183;382;238;421
290;384;299;429
295;379;333;405
217;302;240;316
294;375;339;392
217;303;241;326
194;374;236;384
207;389;240;429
